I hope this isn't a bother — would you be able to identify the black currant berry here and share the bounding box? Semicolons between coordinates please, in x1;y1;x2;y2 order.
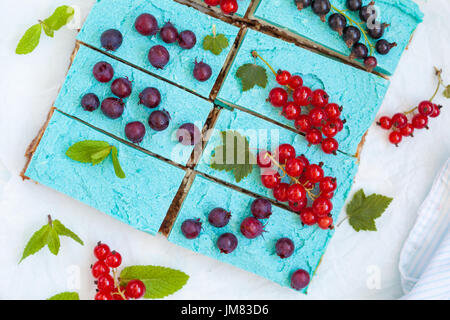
375;39;397;55
81;93;100;112
346;0;362;11
367;23;389;39
350;43;369;60
360;1;376;22
328;13;347;36
295;0;312;11
312;0;331;22
343;26;361;48
100;29;123;51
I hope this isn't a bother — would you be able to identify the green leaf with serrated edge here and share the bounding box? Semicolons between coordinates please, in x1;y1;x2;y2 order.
210;131;256;183
347;189;393;232
53;220;84;246
43;5;74;31
47;292;79;300
19;224;51;263
16;24;42;55
41;22;54;37
203;34;229;55
111;146;126;179
66;140;111;163
120;266;189;299
443;85;450;99
236;63;268;91
91;147;112;165
46;227;60;255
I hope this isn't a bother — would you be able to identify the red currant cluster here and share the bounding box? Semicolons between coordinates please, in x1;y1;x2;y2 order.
257;144;336;230
377;100;442;147
267;70;344;155
91;242;146;300
204;0;238;15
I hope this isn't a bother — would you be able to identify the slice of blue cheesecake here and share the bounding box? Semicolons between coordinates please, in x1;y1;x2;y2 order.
23;110;186;235
77;0;241;99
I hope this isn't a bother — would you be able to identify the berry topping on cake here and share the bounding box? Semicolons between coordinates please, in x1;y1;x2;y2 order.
208;208;231;228
217;233;238;253
148;110;170;131
176;123;201;146
135;13;159;36
101;97;124;119
125;121;146;143
251;198;272;219
181;218;202;239
148;45;170;69
81;93;100;112
275;238;295;259
100;29;123;51
93;61;114;83
139;87;161;109
193;61;212;82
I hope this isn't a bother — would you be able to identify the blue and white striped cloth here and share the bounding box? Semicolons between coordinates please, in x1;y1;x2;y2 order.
399;158;450;300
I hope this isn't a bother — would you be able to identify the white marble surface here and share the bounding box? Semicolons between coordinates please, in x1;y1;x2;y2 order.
0;0;449;300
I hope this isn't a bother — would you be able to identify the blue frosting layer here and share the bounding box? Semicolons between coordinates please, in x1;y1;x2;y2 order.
254;0;423;75
55;45;212;166
216;29;390;155
77;0;241;98
25;111;186;235
196;107;358;224
168;174;334;293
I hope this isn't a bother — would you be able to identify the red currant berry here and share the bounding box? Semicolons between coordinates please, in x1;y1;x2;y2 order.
256;150;272;168
91;261;110;279
276;70;291;86
111;287;127;300
105;251;122;268
94;242;110;261
299;175;314;189
276;144;296;164
321;191;334;199
283;101;301;120
329;118;344;132
220;0;238;14
317;216;333;229
321;138;339;154
411;114;428;129
293;86;312;106
377;116;392;130
204;0;220;6
418;101;434;116
288;75;303;89
312;197;333;217
268;87;288;107
305;128;323;145
287;184;306;203
296;155;310;169
125;279;146;299
309;107;327;126
261;169;281;189
319;177;337;193
300;208;317;226
289;198;307;212
389;131;402;146
310;89;329;108
97;274;115;292
392;113;407;128
364;56;377;71
400;123;414;137
295;115;312;133
95;291;113;300
305;164;324;183
430;104;441;118
322;121;338;138
323;103;341;119
285;158;305;177
273;183;289;202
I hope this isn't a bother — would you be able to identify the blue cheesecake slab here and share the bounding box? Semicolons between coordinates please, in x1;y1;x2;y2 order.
168;174;334;293
196;107;358;221
253;0;423;75
216;29;390;155
25;111;186;235
77;0;241;99
55;45;212;166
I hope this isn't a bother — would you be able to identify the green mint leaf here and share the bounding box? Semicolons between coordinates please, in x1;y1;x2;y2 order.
46;227;60;255
210;131;255;182
443;85;450;99
19;224;51;263
346;189;393;232
66;140;111;164
43;5;74;31
16;24;42;55
120;266;189;299
47;292;79;300
41;21;54;38
111;146;126;179
53;220;84;246
236;63;268;91
91;147;112;165
203;33;229;55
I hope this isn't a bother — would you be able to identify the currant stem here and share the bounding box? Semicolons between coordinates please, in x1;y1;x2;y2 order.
330;5;374;55
47;214;52;227
112;268;127;300
251;51;277;77
212;24;216;38
404;68;443;115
